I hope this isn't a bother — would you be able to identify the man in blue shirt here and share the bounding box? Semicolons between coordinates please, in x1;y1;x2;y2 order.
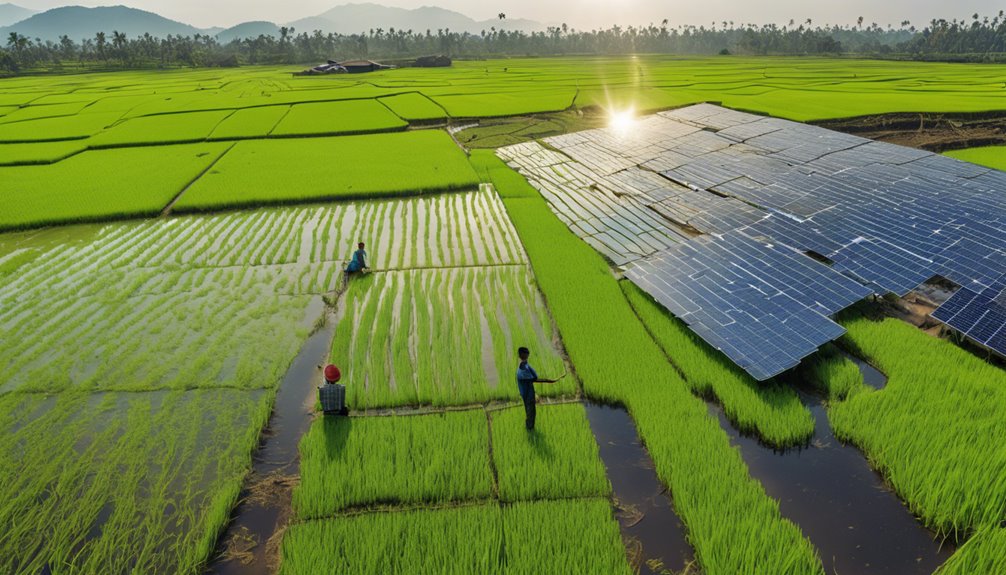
516;346;558;430
342;242;369;289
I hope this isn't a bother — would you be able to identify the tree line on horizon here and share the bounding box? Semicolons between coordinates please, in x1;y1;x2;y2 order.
3;12;1006;73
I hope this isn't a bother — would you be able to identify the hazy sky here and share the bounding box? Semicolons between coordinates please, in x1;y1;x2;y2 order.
17;0;1004;29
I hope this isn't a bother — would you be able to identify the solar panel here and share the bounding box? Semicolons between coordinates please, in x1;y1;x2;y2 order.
498;103;1006;377
932;273;1006;357
625;230;871;380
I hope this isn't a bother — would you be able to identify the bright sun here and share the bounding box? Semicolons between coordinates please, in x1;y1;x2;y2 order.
609;108;636;133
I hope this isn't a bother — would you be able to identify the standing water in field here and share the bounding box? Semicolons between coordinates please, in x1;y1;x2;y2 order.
208;306;336;575
709;364;954;574
584;403;694;574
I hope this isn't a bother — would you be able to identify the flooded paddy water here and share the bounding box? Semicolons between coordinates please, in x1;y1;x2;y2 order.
709;357;955;574
585;403;695;575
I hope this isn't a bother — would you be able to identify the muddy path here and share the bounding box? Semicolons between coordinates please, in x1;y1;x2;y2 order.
817;111;1006;152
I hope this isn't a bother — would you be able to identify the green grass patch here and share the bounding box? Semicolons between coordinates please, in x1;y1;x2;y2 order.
622;281;815;447
799;343;867;401
332;267;568;409
473;149;824;575
89;110;232;147
279;499;631;574
830;316;1006;536
490;404;610;502
434;90;576;118
279;505;502;575
0;111;122;142
271;100;407;137
944;146;1006;171
0;142;230;231
0;389;272;575
503;499;633;575
378;92;447;121
173;131;478;211
0;139;88;165
935;527;1006;575
207;105;290;140
294;411;493;517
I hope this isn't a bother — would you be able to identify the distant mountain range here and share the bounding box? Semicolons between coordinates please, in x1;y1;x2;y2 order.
0;2;34;27
0;3;544;43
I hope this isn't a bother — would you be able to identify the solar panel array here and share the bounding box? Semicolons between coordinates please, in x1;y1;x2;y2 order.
627;230;873;380
497;103;1006;379
932;273;1006;357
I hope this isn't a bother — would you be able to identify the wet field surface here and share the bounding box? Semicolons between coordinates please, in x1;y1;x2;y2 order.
585;402;694;574
710;358;955;574
207;313;335;575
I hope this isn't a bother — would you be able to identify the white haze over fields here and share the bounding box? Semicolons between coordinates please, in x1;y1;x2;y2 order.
15;0;1004;30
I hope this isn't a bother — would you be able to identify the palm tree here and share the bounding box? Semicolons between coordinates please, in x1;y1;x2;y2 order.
498;13;506;20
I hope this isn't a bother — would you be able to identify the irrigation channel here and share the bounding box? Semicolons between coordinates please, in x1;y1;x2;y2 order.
710;355;955;574
585;403;695;574
207;305;336;575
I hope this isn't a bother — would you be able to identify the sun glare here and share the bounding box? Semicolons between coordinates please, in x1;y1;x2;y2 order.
609;108;636;134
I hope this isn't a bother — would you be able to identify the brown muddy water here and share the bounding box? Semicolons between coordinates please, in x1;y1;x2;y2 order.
206;311;335;575
584;402;695;575
710;358;954;575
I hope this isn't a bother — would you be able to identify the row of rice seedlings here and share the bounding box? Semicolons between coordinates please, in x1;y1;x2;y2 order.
474;150;825;574
0;389;272;575
934;527;1006;574
621;281;816;447
331;267;568;409
294;410;493;518
279;499;631;575
798;343;868;401
0;142;232;231
88;110;234;148
490;404;611;502
270;100;407;137
207;105;290;140
828;315;1006;537
172;131;480;212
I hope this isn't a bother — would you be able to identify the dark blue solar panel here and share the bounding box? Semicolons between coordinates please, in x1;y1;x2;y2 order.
933;273;1006;356
625;229;865;381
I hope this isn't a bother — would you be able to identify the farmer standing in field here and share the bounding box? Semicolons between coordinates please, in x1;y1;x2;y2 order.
342;241;369;289
319;364;349;416
516;347;560;431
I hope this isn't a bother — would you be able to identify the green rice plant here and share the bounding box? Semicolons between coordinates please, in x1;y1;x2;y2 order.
377;92;447;121
331;267;568;409
207;105;290;140
0;140;88;165
621;281;815;447
473;149;824;575
503;499;633;575
294;411;493;518
279;499;631;575
799;343;867;401
490;404;611;502
279;505;504;575
270;100;407;137
173;131;479;212
433;90;577;118
89;110;233;148
0;389;273;575
829;315;1006;537
944;146;1006;171
0;142;231;231
0;111;122;142
935;527;1006;575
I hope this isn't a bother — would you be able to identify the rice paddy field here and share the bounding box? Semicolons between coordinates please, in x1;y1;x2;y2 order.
2;55;1006;575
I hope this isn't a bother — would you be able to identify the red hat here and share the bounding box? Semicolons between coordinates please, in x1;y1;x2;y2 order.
324;364;341;382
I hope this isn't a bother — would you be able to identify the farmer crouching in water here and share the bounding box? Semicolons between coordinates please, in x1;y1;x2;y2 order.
319;364;349;416
342;242;369;289
516;347;559;430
